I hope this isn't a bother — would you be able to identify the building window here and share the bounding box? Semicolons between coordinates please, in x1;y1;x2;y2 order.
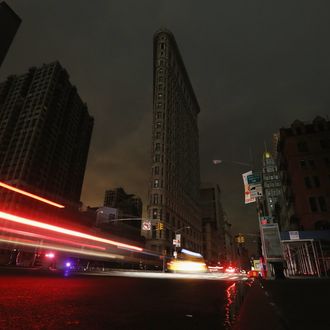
318;196;327;212
155;122;161;129
309;197;318;212
153;194;159;204
154;166;159;175
297;141;309;152
324;157;330;167
320;139;330;149
308;159;315;169
154;154;160;162
313;176;320;188
155;143;161;151
152;208;158;219
304;177;312;189
153;179;159;188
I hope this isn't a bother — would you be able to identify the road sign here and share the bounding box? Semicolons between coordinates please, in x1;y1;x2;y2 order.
242;171;256;204
247;173;262;185
289;231;300;240
142;220;151;231
175;234;181;247
249;184;263;198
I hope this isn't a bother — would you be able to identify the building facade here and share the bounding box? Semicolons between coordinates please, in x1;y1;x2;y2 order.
0;62;93;205
276;116;330;230
200;183;226;265
261;151;283;221
142;29;202;255
104;187;142;220
0;1;21;68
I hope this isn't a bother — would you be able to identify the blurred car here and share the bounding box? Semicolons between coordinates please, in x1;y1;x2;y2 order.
207;265;224;273
167;248;207;273
225;266;236;273
167;260;208;273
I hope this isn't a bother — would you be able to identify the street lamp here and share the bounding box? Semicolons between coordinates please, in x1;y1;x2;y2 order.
212;159;252;167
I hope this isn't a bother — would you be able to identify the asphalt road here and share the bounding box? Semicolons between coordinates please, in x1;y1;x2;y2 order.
0;270;247;330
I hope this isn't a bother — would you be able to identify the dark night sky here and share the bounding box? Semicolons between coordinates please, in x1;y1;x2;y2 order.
2;0;330;241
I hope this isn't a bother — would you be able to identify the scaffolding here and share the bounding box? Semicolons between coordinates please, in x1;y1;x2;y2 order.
282;239;329;277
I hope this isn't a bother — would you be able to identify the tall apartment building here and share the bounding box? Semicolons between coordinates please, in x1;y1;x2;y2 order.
0;62;93;205
0;2;21;68
200;183;226;265
142;29;202;255
276;116;330;231
261;151;283;220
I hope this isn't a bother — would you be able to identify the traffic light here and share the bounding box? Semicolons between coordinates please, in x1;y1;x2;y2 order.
235;234;245;244
156;222;160;230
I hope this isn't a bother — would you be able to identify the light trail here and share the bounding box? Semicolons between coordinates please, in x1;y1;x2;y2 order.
0;236;124;260
0;211;143;252
0;181;65;208
0;226;106;251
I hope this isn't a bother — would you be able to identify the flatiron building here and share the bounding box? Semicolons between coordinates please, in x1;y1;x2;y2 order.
143;29;202;255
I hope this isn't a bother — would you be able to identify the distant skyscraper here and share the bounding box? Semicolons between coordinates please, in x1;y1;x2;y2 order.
104;187;142;219
142;29;202;255
200;183;226;264
0;2;21;68
0;62;93;204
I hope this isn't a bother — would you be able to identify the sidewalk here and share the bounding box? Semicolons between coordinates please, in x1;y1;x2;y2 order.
234;278;330;330
233;279;287;330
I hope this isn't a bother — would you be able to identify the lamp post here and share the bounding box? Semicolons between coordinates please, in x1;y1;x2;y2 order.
213;158;270;276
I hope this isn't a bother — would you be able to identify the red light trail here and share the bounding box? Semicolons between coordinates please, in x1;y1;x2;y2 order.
0;226;106;251
0;236;123;260
0;211;143;252
0;181;65;208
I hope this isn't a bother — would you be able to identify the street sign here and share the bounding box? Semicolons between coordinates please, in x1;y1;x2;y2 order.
249;184;263;198
247;173;262;185
142;220;151;231
175;234;181;247
242;171;256;204
289;231;300;240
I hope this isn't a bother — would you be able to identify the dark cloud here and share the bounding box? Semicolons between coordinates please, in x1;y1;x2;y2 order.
2;0;330;237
